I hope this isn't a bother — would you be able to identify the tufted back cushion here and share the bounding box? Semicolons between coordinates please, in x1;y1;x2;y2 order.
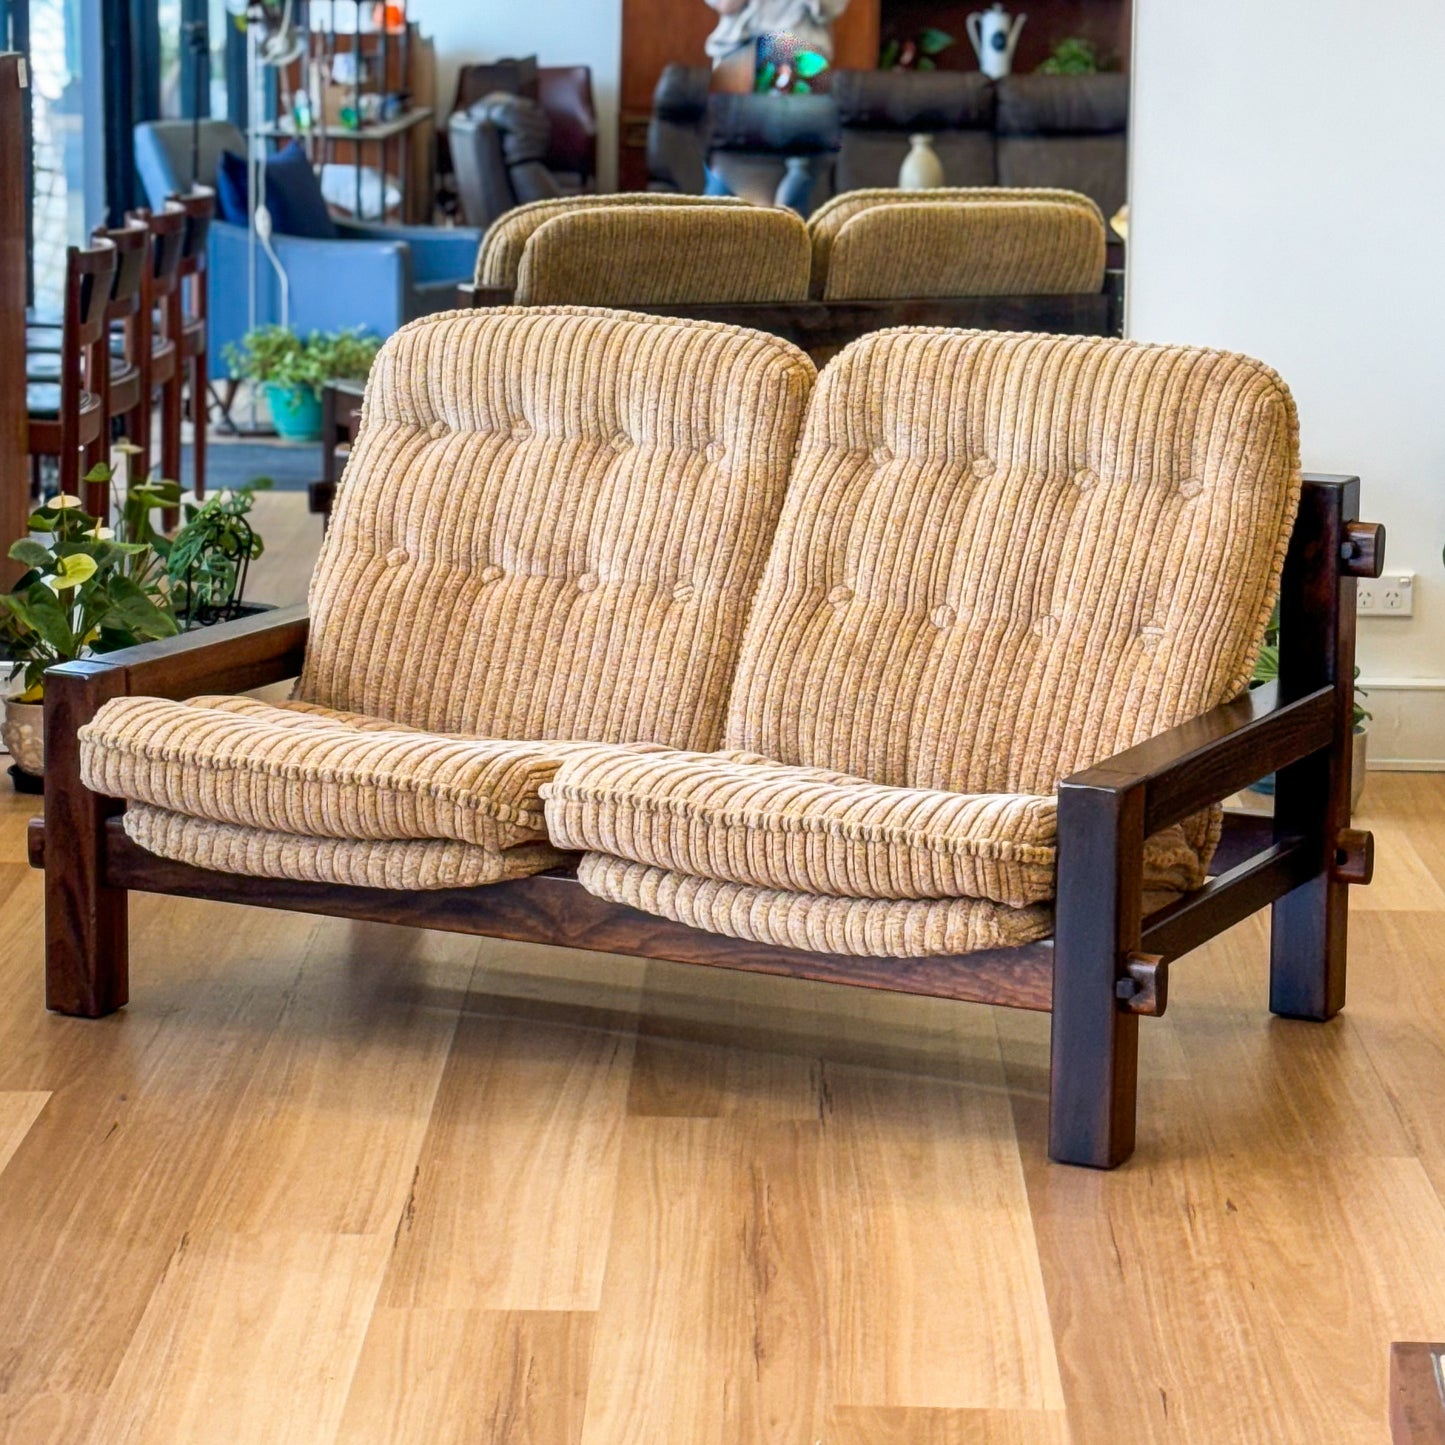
724;328;1300;795
475;193;746;290
806;186;1097;299
823;197;1105;300
298;308;815;748
513;205;812;307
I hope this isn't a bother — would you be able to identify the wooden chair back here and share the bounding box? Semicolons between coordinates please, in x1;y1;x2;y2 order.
46;237;116;499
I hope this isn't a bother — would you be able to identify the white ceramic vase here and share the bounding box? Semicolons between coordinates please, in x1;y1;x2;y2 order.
1351;725;1368;815
899;134;944;190
2;699;44;778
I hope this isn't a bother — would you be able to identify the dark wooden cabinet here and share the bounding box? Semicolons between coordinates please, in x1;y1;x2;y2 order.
0;54;28;584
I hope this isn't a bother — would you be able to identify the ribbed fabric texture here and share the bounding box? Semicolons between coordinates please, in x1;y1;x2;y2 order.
123;805;567;890
806;187;1100;299
823;199;1106;301
79;695;573;849
476;194;747;290
513;206;812;307
576;855;1055;956
725;328;1301;798
299;307;815;747
568;326;1298;956
545;746;1058;907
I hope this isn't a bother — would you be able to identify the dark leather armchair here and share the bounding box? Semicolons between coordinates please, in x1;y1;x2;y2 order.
834;70;996;191
449;94;563;231
994;74;1129;221
448;58;597;194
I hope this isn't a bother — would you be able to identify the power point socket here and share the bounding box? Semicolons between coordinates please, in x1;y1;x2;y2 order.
1358;572;1414;618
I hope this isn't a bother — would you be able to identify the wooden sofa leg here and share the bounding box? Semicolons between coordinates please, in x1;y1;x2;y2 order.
43;663;129;1017
1048;780;1145;1168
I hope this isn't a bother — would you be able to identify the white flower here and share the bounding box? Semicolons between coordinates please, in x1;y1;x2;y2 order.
46;494;83;510
90;525;115;540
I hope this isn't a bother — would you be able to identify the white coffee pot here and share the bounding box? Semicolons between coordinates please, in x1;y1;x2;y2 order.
966;3;1027;80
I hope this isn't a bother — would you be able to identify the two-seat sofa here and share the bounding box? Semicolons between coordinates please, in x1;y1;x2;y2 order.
37;307;1381;1168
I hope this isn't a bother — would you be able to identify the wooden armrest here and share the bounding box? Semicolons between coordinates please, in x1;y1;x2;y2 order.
44;604;310;713
1063;680;1336;836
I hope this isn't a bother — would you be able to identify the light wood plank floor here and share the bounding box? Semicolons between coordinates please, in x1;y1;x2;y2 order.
1;496;1443;1443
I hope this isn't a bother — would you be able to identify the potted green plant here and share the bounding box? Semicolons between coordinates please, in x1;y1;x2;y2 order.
1248;622;1371;813
223;325;380;442
0;491;178;783
167;480;271;626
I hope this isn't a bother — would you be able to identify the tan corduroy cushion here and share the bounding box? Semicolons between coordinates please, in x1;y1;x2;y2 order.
547;746;1217;910
79;695;579;849
299;307;815;748
806;187;1099;298
123;805;566;890
513;206;812;306
577;855;1055;957
725;328;1301;802
545;746;1057;907
476;193;747;290
823;198;1106;300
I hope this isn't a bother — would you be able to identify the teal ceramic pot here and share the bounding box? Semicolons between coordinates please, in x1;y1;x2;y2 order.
263;382;324;442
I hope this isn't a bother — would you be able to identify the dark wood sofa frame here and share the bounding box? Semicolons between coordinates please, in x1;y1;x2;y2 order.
30;475;1382;1169
460;274;1126;357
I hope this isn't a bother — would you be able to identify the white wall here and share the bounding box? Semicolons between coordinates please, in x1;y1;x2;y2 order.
1128;0;1445;767
409;0;623;190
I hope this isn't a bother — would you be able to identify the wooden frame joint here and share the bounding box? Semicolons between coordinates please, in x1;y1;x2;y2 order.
1332;828;1374;886
1115;953;1169;1017
1340;521;1385;579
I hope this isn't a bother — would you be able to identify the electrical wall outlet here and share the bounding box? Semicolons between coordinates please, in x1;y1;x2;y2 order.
1358;572;1414;617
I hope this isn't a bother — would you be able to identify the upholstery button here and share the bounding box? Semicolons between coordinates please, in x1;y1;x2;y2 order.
385;547;410;567
478;564;503;585
828;584;853;606
1074;467;1098;489
1140;623;1165;652
871;446;893;465
931;604;956;630
428;420;449;439
611;432;632;452
577;572;599;593
970;457;995;479
672;582;696;603
704;442;726;464
511;421;532;440
1032;613;1059;638
1179;477;1203;499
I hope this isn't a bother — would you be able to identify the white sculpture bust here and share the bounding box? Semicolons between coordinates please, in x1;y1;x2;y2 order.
703;0;851;66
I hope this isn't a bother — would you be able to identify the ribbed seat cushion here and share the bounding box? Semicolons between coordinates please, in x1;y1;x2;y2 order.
476;193;745;290
297;308;815;748
513;206;812;307
822;197;1106;301
806;186;1096;298
577;855;1054;956
79;695;577;850
545;746;1057;907
121;805;565;890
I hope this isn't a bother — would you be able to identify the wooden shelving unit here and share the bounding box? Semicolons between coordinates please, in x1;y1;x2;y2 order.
0;54;27;584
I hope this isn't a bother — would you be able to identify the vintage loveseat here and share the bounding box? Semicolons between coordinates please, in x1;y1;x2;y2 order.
36;308;1381;1169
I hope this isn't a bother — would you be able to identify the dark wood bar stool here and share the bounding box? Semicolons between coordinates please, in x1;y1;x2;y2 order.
167;187;216;503
24;239;117;508
127;202;187;488
28;218;150;467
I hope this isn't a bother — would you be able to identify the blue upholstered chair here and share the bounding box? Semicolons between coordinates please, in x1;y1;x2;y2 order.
134;120;481;370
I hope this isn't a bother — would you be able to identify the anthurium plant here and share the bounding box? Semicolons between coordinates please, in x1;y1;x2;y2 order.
0;490;178;700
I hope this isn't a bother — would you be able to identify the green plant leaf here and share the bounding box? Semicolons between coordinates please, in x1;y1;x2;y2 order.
879;38;900;68
795;49;829;78
98;574;179;641
8;539;52;570
918;27;954;54
0;584;74;656
917;55;935;69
